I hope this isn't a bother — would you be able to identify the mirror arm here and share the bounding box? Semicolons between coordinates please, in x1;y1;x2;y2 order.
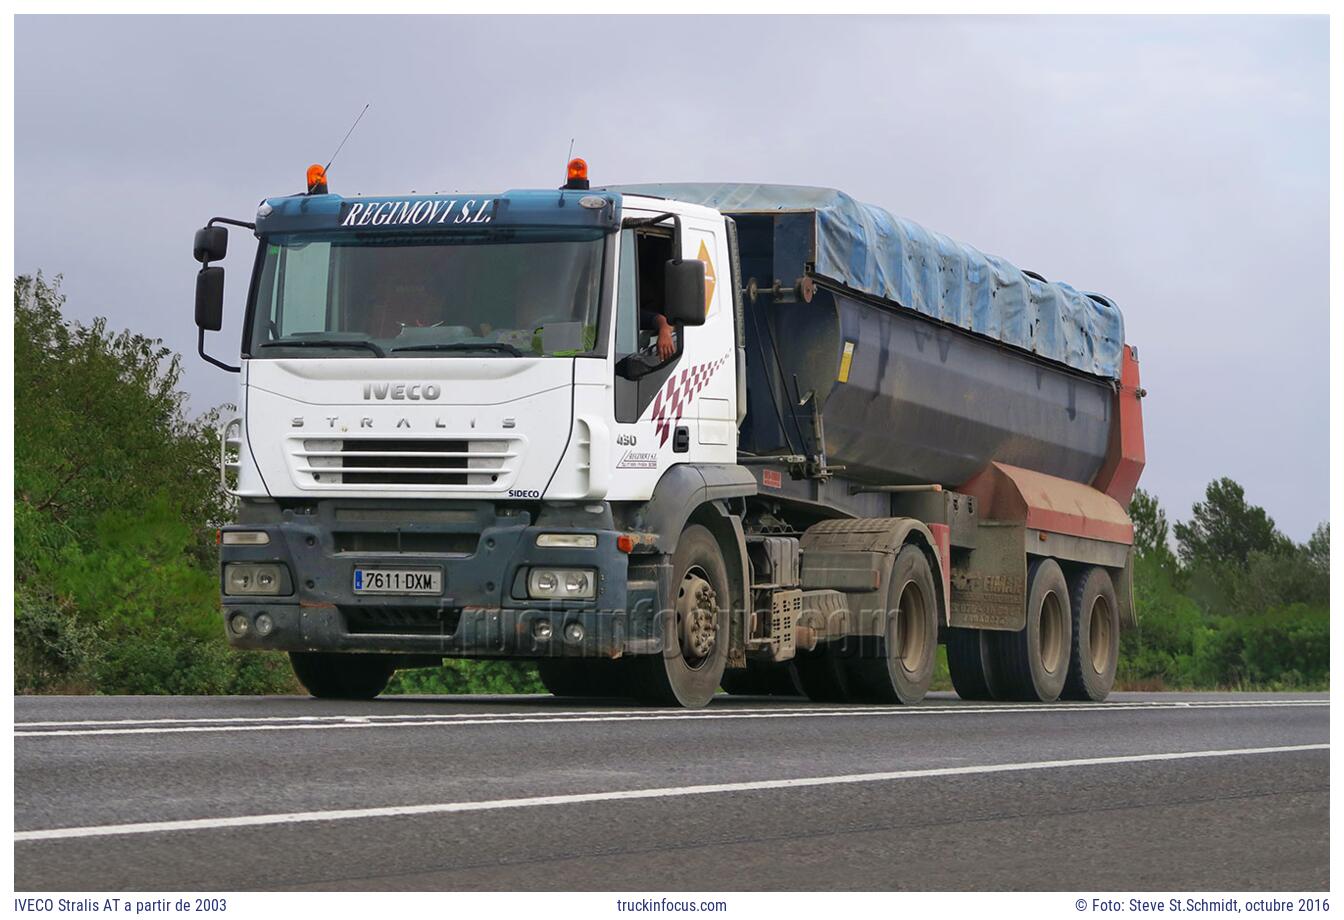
208;216;256;231
622;211;683;251
198;327;240;374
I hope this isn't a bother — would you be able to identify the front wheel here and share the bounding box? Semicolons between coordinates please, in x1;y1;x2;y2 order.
627;524;731;708
289;652;397;700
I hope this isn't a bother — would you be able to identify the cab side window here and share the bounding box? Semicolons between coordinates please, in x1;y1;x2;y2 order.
615;227;677;358
614;224;684;423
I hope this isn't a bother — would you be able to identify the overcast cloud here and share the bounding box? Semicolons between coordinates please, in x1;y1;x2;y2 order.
14;15;1329;540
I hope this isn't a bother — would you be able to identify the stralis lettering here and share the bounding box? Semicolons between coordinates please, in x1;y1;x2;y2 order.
341;198;494;228
363;383;443;401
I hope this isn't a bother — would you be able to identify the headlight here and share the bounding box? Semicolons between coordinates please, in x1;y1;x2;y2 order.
535;533;598;548
224;563;291;596
528;568;596;599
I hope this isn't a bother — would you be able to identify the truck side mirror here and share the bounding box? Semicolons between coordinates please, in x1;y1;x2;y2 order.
193;226;228;263
664;258;707;327
196;267;225;331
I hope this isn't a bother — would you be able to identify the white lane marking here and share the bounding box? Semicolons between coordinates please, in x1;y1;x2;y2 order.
16;697;1322;730
14;743;1328;843
14;699;1328;738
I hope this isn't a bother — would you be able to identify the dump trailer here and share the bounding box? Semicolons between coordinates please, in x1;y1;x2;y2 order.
192;162;1145;708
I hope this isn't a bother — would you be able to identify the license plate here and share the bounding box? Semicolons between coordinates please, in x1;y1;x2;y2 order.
353;567;442;595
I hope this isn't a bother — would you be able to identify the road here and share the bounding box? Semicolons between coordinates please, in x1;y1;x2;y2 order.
13;691;1329;891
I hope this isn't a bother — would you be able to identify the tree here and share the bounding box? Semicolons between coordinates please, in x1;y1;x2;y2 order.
1129;488;1176;567
14;273;292;695
1305;523;1329;574
14;274;230;565
1173;477;1287;568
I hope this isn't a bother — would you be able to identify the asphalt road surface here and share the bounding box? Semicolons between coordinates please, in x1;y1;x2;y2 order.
14;691;1329;891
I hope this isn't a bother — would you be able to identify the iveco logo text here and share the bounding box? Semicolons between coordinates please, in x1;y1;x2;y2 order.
363;383;442;401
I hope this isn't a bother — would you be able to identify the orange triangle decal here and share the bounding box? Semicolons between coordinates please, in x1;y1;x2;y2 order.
697;240;716;313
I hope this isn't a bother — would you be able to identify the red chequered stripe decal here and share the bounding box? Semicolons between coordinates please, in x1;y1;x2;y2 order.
649;353;730;447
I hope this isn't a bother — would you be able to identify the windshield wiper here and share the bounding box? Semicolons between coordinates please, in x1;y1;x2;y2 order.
258;338;386;358
392;342;523;356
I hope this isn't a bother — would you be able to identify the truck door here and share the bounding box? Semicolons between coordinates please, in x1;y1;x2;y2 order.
611;213;736;497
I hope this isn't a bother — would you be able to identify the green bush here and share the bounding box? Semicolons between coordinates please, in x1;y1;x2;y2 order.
388;660;546;695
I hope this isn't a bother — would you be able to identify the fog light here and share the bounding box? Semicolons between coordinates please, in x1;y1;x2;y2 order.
532;619;553;640
564;622;584;644
229;613;250;637
255;613;275;637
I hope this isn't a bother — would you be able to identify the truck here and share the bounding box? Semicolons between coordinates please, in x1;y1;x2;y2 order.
191;160;1145;709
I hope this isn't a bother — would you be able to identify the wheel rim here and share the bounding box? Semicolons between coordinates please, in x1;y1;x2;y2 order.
1088;594;1114;673
894;579;929;672
676;567;719;669
1038;590;1064;675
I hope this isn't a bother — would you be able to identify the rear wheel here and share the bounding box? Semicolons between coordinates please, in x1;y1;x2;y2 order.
987;558;1072;702
848;544;939;704
1062;566;1120;701
722;660;806;697
795;641;856;702
289;652;397;700
627;525;730;708
947;626;998;701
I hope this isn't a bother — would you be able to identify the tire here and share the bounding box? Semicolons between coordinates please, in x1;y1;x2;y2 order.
986;557;1072;702
947;626;997;701
722;660;805;697
627;524;731;708
721;662;772;696
847;544;939;704
768;660;806;697
537;659;631;699
1062;566;1120;701
289;652;397;700
795;641;855;702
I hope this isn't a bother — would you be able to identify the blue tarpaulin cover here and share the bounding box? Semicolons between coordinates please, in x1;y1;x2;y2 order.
608;183;1125;380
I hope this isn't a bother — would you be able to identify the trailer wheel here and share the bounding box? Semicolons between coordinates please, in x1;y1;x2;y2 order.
628;524;730;708
289;652;396;700
946;627;998;701
848;544;939;704
1062;566;1120;701
537;659;629;698
988;557;1072;702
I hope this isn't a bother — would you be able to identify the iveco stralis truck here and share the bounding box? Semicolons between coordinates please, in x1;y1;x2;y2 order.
192;160;1146;709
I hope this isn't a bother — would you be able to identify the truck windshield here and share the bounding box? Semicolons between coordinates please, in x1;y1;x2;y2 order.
248;228;606;358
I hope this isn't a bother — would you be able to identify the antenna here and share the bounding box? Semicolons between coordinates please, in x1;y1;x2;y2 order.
324;103;370;175
567;137;574;162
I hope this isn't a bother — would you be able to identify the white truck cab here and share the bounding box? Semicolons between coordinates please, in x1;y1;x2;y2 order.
195;165;755;707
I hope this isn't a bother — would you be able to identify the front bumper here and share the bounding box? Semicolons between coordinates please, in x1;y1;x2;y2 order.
219;499;664;659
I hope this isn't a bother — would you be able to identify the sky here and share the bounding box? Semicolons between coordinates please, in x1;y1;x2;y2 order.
13;14;1330;541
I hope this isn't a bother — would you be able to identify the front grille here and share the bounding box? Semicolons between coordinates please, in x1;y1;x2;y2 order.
290;436;517;490
334;531;479;555
342;606;462;636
